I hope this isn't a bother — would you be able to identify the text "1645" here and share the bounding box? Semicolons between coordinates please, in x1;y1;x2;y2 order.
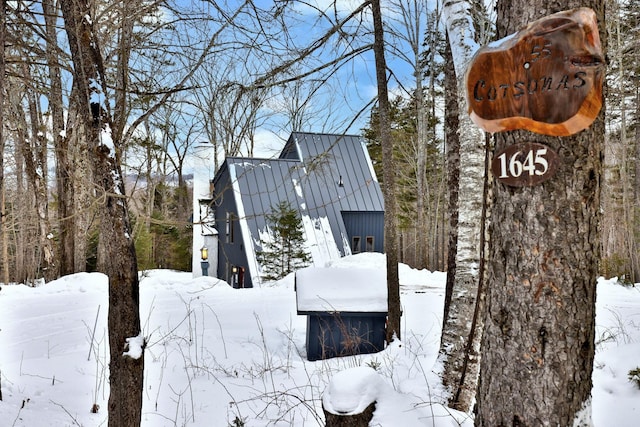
491;142;559;187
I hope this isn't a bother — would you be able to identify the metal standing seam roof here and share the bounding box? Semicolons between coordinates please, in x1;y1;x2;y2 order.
284;132;384;211
221;132;384;285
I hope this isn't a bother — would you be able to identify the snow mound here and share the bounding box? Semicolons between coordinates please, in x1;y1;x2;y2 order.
322;366;384;415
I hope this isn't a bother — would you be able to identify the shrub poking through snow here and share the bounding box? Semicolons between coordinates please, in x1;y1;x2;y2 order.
628;368;640;389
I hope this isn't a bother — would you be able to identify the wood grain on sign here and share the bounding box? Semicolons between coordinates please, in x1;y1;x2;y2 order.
466;8;605;136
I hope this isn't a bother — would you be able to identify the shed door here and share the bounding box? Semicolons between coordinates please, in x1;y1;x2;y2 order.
341;211;384;254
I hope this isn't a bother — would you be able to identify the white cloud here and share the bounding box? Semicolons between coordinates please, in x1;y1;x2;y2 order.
252;129;287;159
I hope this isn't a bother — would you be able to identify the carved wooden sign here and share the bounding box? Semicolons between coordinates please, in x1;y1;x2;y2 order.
491;142;559;187
466;8;605;136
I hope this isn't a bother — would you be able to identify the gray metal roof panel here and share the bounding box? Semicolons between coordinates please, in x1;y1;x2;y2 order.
288;132;384;212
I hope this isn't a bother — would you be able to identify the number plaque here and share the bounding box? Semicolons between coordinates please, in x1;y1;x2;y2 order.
492;142;559;187
466;8;604;136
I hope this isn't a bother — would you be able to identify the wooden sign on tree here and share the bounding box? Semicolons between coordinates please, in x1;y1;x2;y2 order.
466;7;605;136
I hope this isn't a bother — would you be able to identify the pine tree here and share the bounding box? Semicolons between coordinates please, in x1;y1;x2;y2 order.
257;201;311;281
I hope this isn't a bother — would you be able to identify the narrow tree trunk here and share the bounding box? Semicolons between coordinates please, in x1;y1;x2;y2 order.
0;184;6;285
112;0;133;144
425;6;442;272
22;63;55;281
44;0;75;276
371;0;401;342
12;128;26;282
443;34;459;329
67;99;93;273
476;2;605;425
59;1;143;425
0;0;6;285
415;80;427;270
8;74;53;282
634;86;640;282
603;7;631;280
440;0;486;411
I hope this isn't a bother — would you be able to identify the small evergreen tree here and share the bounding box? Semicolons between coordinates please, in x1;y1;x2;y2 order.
257;201;311;281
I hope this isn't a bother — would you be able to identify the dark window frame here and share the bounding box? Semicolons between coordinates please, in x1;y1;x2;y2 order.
352;236;362;254
365;236;374;252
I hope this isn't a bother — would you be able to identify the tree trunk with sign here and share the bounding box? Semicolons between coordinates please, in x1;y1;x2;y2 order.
474;4;605;426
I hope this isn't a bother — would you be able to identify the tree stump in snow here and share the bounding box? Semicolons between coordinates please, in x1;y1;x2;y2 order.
322;366;381;427
323;402;376;427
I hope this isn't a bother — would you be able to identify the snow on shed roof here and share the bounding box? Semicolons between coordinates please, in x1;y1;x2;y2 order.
295;267;388;313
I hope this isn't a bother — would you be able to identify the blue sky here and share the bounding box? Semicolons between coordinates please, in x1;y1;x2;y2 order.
177;0;443;176
248;0;436;157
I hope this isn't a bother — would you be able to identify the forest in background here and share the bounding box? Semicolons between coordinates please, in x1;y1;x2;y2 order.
0;0;637;285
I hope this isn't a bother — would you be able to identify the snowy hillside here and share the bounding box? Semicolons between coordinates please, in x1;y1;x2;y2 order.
0;253;638;426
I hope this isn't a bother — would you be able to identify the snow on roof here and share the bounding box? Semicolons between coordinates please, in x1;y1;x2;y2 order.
295;267;387;313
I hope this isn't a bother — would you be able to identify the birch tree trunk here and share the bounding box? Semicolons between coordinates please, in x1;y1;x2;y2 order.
440;0;486;411
476;2;605;425
59;1;143;425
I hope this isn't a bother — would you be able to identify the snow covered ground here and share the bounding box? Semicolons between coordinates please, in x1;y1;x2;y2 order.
0;253;638;426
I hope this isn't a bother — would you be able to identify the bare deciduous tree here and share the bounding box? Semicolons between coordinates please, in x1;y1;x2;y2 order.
59;0;143;424
371;0;401;342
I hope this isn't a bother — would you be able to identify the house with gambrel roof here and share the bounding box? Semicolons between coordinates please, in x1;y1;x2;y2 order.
209;132;384;288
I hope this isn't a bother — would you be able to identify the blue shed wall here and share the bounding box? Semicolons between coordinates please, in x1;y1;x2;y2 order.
305;312;387;361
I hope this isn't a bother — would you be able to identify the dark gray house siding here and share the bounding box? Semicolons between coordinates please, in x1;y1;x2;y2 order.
211;132;385;287
211;162;248;287
341;211;385;254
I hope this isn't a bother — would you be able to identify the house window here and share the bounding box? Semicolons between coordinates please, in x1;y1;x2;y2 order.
226;212;235;243
352;236;361;254
366;236;374;252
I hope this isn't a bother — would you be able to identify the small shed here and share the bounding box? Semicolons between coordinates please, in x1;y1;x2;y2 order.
295;267;388;361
